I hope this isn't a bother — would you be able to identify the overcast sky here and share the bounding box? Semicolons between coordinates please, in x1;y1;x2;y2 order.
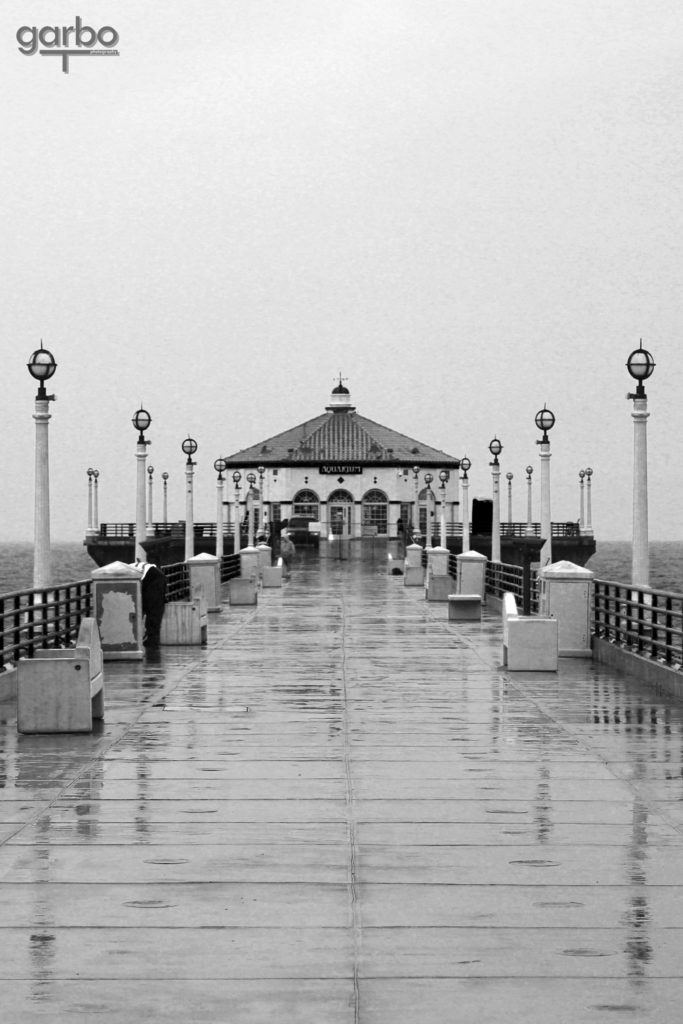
2;1;682;543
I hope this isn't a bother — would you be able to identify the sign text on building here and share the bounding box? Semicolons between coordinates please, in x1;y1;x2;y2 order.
319;465;363;475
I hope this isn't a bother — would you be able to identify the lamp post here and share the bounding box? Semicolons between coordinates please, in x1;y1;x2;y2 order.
506;471;514;525
28;345;57;589
424;473;434;548
488;437;502;563
525;465;533;536
162;472;169;526
578;469;586;530
214;457;227;561
460;457;471;553
627;342;655;586
132;406;151;563
246;471;257;548
412;464;420;543
93;469;99;532
257;464;266;536
232;470;242;554
584;467;593;536
439;469;448;548
182;436;198;561
535;406;555;566
147;465;155;536
87;468;95;535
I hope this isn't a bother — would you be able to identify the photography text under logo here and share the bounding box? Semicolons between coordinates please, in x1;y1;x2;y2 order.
17;17;119;74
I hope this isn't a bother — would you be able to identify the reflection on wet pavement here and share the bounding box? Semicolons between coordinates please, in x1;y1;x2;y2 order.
2;550;683;1021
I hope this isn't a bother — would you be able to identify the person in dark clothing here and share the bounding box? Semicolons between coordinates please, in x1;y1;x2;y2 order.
139;562;167;649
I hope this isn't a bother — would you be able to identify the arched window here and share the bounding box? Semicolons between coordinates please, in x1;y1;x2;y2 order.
292;489;319;520
362;488;388;535
327;489;354;503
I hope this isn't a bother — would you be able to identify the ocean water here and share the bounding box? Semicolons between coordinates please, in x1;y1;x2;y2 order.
1;540;682;596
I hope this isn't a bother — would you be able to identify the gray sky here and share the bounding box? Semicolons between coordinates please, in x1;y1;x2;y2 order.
2;1;682;542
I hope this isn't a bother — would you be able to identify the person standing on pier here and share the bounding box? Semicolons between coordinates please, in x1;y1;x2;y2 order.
137;561;167;649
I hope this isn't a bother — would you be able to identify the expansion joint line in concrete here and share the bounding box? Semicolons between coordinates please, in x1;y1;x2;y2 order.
338;587;361;1023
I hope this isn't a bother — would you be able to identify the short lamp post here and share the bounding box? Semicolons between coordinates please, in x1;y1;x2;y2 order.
214;457;227;561
525;465;533;536
506;471;514;525
28;344;57;589
578;469;586;530
182;437;198;561
162;472;169;526
460;457;471;553
424;473;435;548
535;406;555;566
257;464;266;536
246;471;257;548
87;468;96;536
93;469;100;532
147;465;155;536
412;464;420;542
438;469;448;548
232;470;242;554
584;467;593;535
132;406;151;563
488;437;502;563
627;343;655;587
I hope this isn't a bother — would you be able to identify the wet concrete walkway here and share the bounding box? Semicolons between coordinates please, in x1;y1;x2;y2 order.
3;552;683;1022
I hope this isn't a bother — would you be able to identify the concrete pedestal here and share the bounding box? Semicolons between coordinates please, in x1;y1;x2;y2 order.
91;561;143;661
539;560;594;657
188;553;221;612
456;550;487;600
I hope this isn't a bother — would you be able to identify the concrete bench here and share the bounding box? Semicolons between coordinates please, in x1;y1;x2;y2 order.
447;594;482;621
17;617;104;734
228;577;258;605
160;597;208;645
262;558;283;588
503;592;558;671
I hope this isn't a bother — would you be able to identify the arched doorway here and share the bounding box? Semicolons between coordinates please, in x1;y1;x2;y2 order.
327;489;354;537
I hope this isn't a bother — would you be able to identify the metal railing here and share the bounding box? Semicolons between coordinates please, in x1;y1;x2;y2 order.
220;553;241;584
0;580;92;672
98;522;238;539
161;561;191;602
486;561;539;614
593;579;683;670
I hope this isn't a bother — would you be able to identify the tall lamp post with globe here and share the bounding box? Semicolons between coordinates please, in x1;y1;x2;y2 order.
626;343;655;587
182;437;198;561
132;406;151;563
214;457;227;561
488;437;502;562
460;457;471;553
535;406;555;567
28;344;57;589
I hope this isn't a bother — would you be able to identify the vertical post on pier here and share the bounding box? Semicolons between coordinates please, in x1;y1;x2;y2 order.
578;470;585;531
535;406;555;567
525;465;533;536
412;465;420;542
489;438;502;563
162;472;169;526
438;469;448;548
214;458;227;562
584;467;593;536
147;465;154;536
87;468;95;535
132;407;151;564
627;344;655;587
506;471;513;525
93;469;99;532
182;437;198;562
460;458;471;553
232;471;242;555
28;345;57;590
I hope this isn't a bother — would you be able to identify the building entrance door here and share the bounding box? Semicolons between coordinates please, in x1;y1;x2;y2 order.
329;504;352;537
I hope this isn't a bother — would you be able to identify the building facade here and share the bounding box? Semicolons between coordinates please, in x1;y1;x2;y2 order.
224;381;461;546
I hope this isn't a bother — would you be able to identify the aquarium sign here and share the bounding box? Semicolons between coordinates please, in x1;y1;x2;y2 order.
16;17;120;74
319;465;363;475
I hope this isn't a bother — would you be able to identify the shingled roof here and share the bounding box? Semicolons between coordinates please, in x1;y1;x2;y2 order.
224;385;459;468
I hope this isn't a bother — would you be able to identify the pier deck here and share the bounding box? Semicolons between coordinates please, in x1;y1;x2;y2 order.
2;552;683;1022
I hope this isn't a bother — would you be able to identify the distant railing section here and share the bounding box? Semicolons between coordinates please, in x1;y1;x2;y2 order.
593;579;683;670
0;580;92;672
439;522;581;537
486;562;539;614
99;522;237;539
220;554;241;584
